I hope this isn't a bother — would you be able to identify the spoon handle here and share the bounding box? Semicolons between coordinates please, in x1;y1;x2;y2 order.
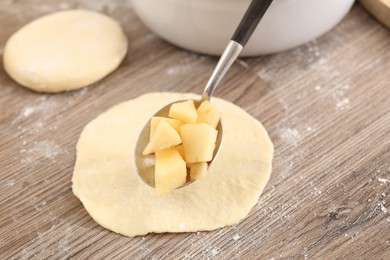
202;0;273;100
232;0;274;47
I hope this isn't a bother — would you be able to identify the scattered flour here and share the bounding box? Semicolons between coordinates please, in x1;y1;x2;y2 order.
166;53;208;76
277;148;309;181
335;98;350;110
22;107;35;117
278;161;294;180
5;179;16;187
232;234;240;241
166;67;183;76
12;91;87;160
17;222;90;259
332;84;351;110
316;57;341;79
256;68;273;82
58;226;72;253
301;246;309;260
380;203;388;214
280;128;301;146
313;186;322;195
306;40;321;60
289;40;321;67
309;180;323;196
378;178;390;184
13;96;61;125
21;140;66;164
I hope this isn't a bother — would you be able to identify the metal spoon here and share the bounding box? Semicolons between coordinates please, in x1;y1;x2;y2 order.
134;0;274;188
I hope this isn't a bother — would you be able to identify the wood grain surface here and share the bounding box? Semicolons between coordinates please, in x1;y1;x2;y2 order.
1;1;389;259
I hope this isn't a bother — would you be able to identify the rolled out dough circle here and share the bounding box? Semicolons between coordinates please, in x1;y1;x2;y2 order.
3;10;128;92
72;92;274;237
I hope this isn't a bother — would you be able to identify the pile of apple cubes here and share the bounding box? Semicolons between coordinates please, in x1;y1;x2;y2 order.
142;100;220;195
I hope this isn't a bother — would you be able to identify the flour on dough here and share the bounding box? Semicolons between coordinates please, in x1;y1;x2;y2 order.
3;10;128;92
72;92;274;237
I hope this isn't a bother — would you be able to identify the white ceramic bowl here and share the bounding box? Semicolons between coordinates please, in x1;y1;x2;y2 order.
132;0;355;56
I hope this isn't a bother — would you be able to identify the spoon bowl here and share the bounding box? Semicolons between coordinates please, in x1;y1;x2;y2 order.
134;99;223;188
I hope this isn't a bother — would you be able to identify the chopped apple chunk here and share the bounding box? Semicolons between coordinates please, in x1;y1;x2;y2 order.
189;162;208;180
180;123;217;163
175;144;185;160
142;120;182;155
196;100;221;128
150;117;183;139
169;100;198;123
155;148;187;195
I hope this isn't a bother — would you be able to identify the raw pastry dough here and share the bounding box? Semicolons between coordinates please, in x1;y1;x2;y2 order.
3;10;127;92
72;92;274;237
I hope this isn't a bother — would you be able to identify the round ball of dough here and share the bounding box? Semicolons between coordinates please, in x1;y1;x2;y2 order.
3;10;128;92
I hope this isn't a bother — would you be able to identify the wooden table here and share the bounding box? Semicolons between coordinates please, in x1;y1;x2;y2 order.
1;1;389;259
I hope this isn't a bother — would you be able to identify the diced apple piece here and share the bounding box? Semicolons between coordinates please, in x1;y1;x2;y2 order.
189;162;208;180
196;100;221;128
155;148;187;195
180;123;217;163
175;144;185;160
169;100;198;123
176;144;193;168
150;117;183;139
142;120;182;155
